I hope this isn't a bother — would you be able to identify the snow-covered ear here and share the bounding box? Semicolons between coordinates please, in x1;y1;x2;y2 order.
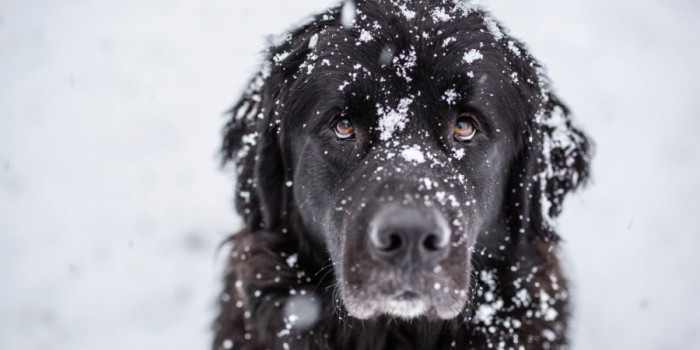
498;36;592;241
523;93;592;241
222;22;326;230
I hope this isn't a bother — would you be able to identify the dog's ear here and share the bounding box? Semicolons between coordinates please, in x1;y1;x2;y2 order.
515;92;592;241
498;36;592;242
222;20;327;230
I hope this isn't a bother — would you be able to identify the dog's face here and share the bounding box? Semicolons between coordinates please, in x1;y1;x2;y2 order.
224;0;590;322
286;3;530;320
289;83;513;319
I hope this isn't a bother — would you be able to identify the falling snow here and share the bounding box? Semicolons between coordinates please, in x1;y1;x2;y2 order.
340;0;356;29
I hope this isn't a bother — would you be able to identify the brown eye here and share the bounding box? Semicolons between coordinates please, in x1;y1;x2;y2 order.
334;119;355;140
454;115;477;142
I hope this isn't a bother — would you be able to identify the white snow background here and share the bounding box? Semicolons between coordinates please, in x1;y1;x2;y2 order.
1;0;699;349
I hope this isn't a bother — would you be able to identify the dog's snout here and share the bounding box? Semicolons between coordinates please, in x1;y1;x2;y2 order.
369;207;450;267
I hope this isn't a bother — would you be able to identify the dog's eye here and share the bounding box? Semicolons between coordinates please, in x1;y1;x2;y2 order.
334;119;355;140
454;115;477;142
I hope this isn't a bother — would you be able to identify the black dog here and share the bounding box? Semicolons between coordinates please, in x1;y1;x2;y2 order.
215;1;590;349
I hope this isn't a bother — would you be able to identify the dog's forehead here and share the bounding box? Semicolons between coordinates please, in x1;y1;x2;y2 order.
301;2;513;114
312;2;497;65
328;5;498;68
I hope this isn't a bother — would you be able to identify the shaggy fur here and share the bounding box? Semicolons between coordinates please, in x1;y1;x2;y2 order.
214;1;591;349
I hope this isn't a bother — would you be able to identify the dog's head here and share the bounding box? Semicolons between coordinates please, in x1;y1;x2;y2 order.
223;0;590;320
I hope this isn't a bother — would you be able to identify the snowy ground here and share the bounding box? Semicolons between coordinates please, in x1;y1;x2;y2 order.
1;0;699;349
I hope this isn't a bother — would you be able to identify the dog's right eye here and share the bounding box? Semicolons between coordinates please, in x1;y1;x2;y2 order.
334;119;355;140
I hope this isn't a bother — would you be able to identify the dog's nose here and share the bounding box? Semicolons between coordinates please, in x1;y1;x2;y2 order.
369;207;450;267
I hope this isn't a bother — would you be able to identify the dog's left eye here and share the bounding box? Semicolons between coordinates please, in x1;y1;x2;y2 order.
334;119;355;140
454;115;477;142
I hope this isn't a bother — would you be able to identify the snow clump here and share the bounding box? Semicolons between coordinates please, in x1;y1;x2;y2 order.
463;49;483;64
442;88;459;106
377;97;412;141
400;145;426;164
431;7;452;22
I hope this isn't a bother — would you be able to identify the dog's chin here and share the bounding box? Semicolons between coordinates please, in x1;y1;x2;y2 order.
378;298;429;319
344;294;464;320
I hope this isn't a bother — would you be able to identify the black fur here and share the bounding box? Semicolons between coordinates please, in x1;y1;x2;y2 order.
215;1;591;349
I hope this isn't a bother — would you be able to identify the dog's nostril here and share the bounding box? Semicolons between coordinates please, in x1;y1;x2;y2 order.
422;233;442;251
381;232;403;252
